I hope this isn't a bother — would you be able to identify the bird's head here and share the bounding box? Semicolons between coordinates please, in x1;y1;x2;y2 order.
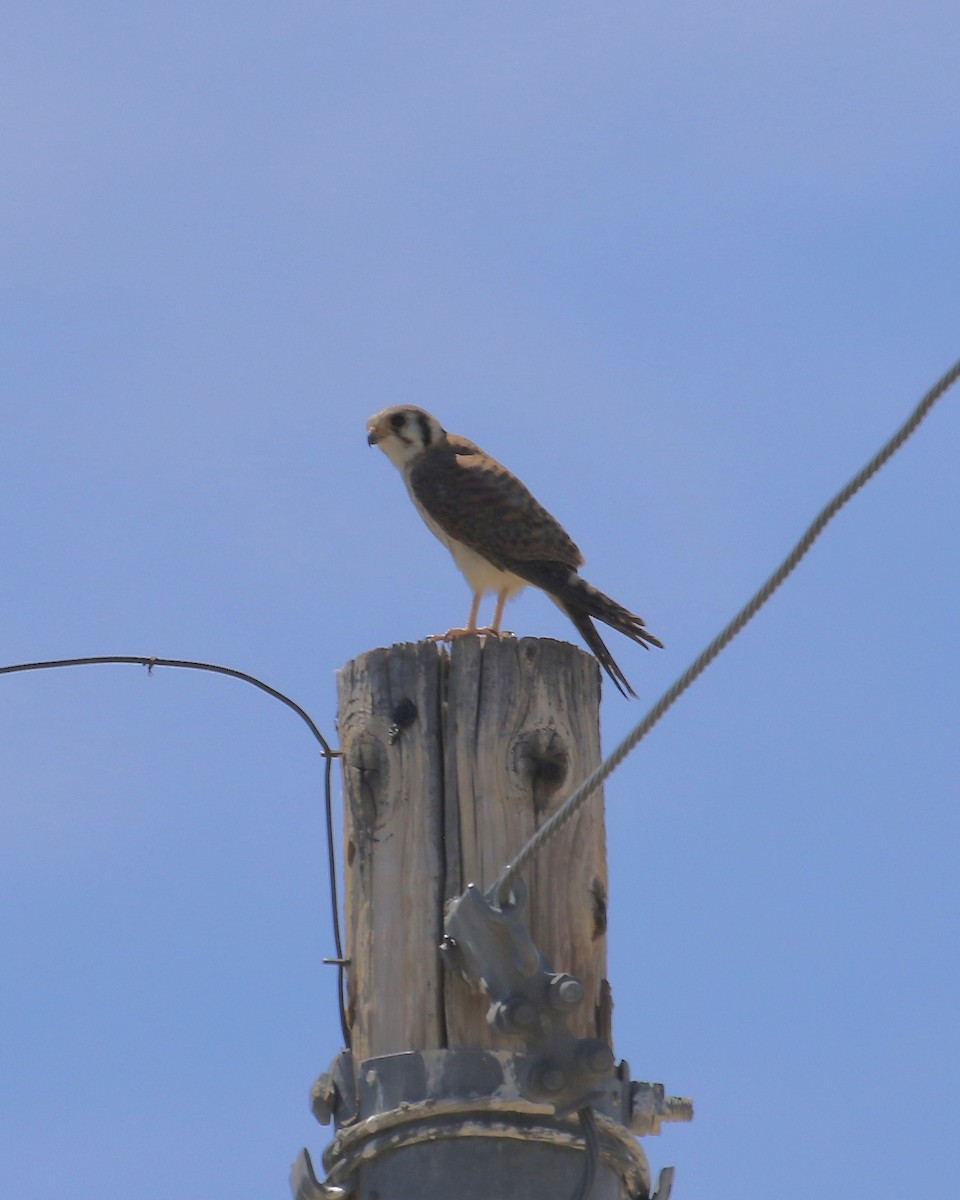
366;405;446;470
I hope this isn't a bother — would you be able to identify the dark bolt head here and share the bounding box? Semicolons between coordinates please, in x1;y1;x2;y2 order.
492;995;539;1033
536;1064;567;1094
577;1038;616;1076
535;1070;566;1099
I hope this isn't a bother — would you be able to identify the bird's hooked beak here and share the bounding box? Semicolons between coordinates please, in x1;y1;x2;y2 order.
366;425;382;446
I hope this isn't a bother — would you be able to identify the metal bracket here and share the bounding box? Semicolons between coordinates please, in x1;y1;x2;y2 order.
625;1075;693;1136
289;1147;350;1199
651;1165;675;1200
295;883;693;1197
297;1048;690;1200
441;880;615;1112
310;1049;358;1127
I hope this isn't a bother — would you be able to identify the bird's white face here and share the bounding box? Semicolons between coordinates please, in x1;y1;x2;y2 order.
366;405;445;471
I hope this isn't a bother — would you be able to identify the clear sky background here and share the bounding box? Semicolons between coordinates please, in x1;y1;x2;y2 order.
2;4;958;1197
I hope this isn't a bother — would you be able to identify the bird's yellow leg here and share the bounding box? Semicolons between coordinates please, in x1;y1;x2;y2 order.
430;592;483;641
479;588;509;636
475;588;512;638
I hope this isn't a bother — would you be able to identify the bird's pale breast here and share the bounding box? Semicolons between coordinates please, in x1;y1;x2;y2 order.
409;483;529;597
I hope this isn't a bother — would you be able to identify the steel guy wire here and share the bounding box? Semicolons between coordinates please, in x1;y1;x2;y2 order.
0;654;351;1048
494;355;960;906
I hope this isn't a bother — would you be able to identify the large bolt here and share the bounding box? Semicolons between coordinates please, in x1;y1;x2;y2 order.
491;995;539;1034
534;1063;567;1095
547;972;584;1010
628;1082;694;1134
628;1081;663;1134
577;1038;615;1076
664;1096;694;1122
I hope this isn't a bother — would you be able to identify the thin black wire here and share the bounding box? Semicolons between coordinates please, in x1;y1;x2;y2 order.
0;654;351;1047
572;1105;599;1200
495;355;960;905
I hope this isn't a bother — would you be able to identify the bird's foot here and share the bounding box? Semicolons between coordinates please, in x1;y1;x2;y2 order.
429;627;482;642
475;627;514;638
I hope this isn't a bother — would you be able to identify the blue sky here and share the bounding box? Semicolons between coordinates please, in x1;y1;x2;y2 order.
2;3;958;1197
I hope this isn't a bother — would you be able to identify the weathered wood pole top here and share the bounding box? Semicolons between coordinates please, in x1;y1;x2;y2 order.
336;635;609;1064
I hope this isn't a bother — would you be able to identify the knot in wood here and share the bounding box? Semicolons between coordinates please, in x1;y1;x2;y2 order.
344;731;390;851
510;728;570;815
387;697;418;744
590;876;608;939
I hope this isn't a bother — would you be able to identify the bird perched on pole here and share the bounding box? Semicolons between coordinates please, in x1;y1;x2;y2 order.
366;405;663;698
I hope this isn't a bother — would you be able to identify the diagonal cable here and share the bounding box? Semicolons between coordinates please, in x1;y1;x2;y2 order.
494;355;960;905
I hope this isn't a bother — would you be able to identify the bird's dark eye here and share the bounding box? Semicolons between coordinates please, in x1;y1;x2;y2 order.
390;412;406;429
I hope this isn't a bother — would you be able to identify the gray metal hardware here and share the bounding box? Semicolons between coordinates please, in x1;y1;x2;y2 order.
294;879;692;1198
441;879;615;1112
289;1147;350;1199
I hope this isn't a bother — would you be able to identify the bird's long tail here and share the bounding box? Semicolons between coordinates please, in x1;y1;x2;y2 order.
515;563;662;699
553;599;638;698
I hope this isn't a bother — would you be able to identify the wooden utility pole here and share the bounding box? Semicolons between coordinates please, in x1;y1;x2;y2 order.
293;636;690;1200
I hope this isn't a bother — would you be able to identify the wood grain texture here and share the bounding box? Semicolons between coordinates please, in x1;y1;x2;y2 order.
337;636;608;1060
337;641;447;1062
444;636;608;1047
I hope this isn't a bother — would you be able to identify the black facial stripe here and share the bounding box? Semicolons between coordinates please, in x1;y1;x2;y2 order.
416;411;433;448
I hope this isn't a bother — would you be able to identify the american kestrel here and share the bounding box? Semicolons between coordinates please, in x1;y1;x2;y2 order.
366;405;663;698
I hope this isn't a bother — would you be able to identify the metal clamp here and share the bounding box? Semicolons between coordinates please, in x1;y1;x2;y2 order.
441;880;614;1112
